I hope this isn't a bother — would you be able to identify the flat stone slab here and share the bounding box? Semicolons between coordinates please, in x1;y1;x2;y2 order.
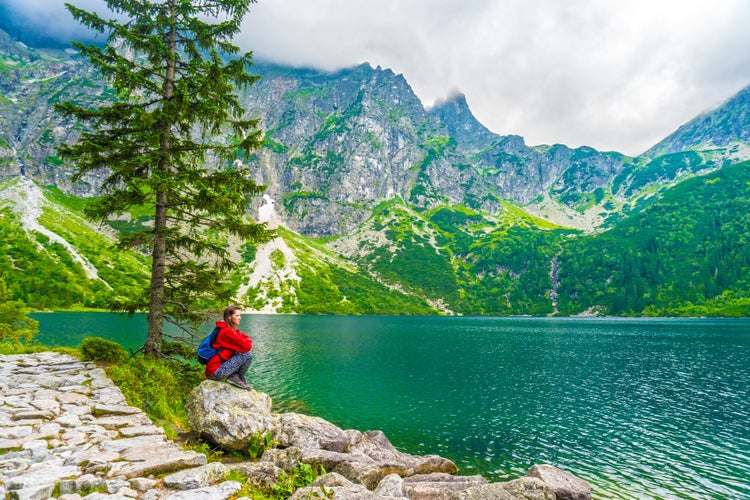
112;450;208;479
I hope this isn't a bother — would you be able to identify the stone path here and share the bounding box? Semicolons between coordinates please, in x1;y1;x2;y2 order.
0;352;244;500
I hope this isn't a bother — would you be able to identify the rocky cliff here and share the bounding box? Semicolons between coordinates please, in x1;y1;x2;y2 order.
4;27;749;237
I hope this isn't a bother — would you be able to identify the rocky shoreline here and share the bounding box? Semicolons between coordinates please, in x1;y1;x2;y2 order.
0;352;591;499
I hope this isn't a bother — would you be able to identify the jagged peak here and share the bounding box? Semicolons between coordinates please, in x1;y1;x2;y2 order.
427;90;496;151
429;89;468;111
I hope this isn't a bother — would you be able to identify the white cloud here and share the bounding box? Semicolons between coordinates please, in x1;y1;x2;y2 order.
240;0;750;155
3;0;750;155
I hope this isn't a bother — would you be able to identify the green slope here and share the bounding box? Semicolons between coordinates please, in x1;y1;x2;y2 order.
235;226;436;315
3;161;749;318
0;180;149;309
557;161;750;316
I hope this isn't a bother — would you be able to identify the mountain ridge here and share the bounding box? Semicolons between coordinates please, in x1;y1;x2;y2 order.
2;26;750;236
1;28;750;317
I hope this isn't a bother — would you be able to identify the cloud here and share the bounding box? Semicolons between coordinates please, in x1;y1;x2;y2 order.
0;0;105;45
240;0;750;155
2;0;750;155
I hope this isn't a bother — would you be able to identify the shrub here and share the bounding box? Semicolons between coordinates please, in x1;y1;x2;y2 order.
80;336;128;364
107;356;203;434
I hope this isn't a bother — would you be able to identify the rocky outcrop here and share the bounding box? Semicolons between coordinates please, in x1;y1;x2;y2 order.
184;379;275;451
186;380;460;490
185;380;592;499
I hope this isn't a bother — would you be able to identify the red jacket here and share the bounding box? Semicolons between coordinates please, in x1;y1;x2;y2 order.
204;321;253;377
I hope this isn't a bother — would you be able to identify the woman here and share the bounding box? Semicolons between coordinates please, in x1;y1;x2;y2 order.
205;305;253;390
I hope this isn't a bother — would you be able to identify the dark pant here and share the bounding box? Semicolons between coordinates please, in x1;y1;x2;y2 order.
207;351;253;380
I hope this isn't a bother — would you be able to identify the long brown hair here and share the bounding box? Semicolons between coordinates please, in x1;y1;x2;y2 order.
223;305;241;324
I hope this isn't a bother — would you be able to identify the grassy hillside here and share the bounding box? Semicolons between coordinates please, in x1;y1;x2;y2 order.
325;198;577;315
235;226;436;315
0;181;149;309
2;163;749;318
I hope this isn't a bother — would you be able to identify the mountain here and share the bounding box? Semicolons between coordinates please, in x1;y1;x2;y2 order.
0;28;113;195
1;28;750;317
643;85;750;158
556;160;750;317
241;61;635;235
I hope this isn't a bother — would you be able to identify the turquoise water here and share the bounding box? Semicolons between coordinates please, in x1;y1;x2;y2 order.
33;313;750;499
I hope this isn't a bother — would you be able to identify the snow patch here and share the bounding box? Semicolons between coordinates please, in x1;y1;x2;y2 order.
257;194;281;228
236;195;300;313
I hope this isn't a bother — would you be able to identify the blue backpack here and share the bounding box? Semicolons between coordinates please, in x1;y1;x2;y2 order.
197;326;222;365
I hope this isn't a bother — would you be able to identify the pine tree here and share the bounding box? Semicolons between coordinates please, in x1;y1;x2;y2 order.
56;0;273;358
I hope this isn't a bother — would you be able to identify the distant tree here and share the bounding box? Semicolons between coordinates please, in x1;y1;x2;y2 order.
56;0;273;358
0;278;39;344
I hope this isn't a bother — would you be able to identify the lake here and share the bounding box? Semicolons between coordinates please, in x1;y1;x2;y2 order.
32;313;750;499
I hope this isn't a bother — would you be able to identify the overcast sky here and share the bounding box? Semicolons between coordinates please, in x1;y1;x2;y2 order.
3;0;750;156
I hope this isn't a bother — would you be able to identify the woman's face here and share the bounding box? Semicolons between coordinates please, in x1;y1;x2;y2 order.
228;310;242;328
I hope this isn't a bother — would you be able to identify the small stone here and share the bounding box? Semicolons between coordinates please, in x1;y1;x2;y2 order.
162;462;227;490
117;486;140;498
129;477;159;492
106;478;131;493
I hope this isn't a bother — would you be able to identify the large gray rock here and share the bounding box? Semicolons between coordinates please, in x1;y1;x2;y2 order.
526;464;591;500
402;473;488;500
350;431;458;477
185;380;274;451
290;472;396;499
374;473;408;499
229;461;282;490
272;412;350;452
300;447;370;468
450;476;555;499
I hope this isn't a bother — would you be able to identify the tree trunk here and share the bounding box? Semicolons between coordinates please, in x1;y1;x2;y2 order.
144;4;177;359
144;190;168;358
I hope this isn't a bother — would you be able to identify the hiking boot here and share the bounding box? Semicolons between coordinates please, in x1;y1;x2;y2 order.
239;375;253;391
226;374;252;391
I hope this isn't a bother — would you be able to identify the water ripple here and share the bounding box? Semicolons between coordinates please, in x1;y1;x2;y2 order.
247;315;750;499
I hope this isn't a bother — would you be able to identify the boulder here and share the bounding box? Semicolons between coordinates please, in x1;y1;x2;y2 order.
350;430;458;477
185;380;274;451
272;412;350;453
299;448;382;487
526;464;591;500
290;472;391;499
229;461;282;490
374;473;408;499
260;446;303;470
450;476;555;499
402;472;488;500
332;458;384;490
299;448;364;472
